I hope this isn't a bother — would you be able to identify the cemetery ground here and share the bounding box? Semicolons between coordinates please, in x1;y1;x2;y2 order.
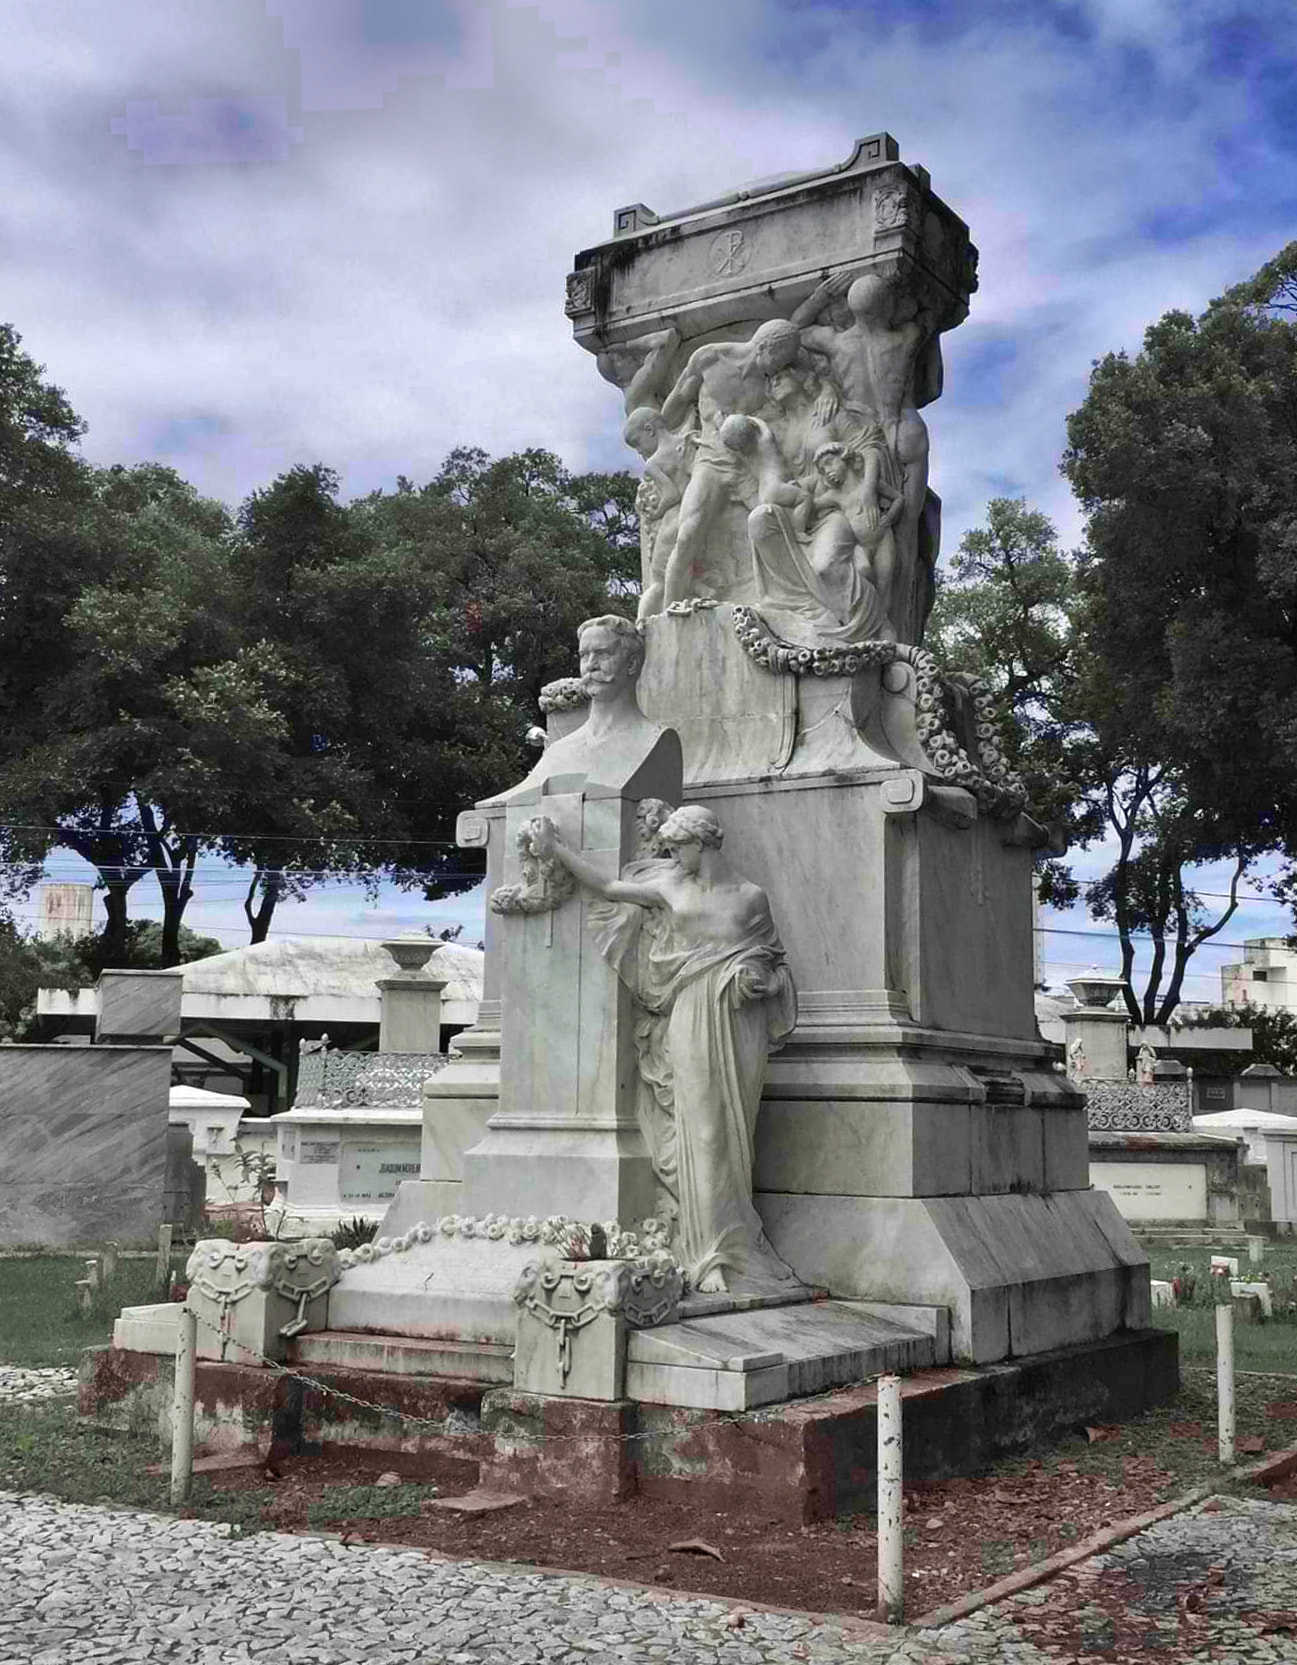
0;1248;1295;1629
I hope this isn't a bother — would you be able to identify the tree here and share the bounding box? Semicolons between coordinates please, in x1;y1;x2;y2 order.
1058;243;1297;1020
0;328;641;955
927;495;1270;1025
0;460;241;964
927;497;1097;881
351;449;640;906
0;916;220;1042
1176;1000;1297;1077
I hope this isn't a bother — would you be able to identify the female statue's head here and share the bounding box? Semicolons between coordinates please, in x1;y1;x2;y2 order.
658;804;724;868
635;797;673;852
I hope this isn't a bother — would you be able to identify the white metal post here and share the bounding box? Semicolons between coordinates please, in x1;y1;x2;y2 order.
1216;1300;1235;1465
877;1373;904;1624
170;1306;197;1505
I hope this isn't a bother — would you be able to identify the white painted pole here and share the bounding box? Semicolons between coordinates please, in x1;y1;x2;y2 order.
1216;1301;1235;1465
877;1373;904;1624
170;1306;197;1505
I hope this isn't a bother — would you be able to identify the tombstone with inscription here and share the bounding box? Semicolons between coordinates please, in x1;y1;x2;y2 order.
1076;1004;1246;1239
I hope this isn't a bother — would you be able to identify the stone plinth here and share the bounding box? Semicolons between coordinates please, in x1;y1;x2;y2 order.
96;969;183;1042
272;1106;423;1228
1062;1007;1129;1084
377;938;446;1052
184;1238;339;1365
1090;1133;1243;1229
85;1327;1176;1519
512;1256;683;1400
459;761;681;1226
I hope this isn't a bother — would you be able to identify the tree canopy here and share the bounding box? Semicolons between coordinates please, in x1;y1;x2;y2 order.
0;324;640;961
930;242;1297;1023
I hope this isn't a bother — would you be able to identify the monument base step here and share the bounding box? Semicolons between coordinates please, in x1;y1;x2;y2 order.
79;1326;1177;1521
292;1331;515;1385
626;1298;945;1409
1134;1225;1251;1248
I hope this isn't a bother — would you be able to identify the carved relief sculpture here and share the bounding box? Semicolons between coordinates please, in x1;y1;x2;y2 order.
532;805;800;1296
657;319;806;608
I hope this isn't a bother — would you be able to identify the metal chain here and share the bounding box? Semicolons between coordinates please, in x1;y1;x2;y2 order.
182;1300;891;1447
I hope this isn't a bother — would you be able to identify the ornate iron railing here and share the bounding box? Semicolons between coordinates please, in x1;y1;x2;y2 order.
294;1044;449;1110
1085;1082;1193;1134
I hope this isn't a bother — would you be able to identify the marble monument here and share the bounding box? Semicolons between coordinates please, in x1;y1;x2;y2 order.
107;136;1159;1454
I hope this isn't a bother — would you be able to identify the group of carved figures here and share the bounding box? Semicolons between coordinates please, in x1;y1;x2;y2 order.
600;263;944;648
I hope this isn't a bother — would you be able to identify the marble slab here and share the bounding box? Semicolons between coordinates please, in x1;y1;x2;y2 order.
624;1299;936;1410
0;1045;174;1247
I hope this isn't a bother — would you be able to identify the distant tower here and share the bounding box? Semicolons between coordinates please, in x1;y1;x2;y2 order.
37;883;94;942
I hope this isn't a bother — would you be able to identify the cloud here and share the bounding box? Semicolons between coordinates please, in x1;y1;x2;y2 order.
7;0;1297;947
109;96;304;164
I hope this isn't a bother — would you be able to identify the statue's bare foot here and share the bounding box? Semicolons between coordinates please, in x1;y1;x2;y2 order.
697;1267;727;1294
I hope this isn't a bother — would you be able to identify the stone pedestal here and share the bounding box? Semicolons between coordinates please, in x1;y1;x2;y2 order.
184;1238;339;1365
457;745;681;1224
1063;1007;1129;1084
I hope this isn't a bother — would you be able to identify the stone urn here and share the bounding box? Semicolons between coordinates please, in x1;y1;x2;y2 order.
1067;967;1128;1010
381;936;439;979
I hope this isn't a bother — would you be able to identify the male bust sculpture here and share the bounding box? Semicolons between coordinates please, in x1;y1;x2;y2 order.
483;614;681;805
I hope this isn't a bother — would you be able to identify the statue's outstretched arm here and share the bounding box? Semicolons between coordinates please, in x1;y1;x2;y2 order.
535;819;664;908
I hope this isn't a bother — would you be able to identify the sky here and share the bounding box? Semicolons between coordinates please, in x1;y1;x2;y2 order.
7;0;1297;1001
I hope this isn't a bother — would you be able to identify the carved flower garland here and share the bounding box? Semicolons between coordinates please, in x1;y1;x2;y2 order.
335;1212;681;1278
538;677;589;714
730;606;1026;817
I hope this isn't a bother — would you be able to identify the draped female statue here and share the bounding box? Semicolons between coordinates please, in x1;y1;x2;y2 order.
532;804;800;1295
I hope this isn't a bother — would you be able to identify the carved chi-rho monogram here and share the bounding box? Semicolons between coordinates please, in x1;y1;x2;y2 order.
708;228;751;277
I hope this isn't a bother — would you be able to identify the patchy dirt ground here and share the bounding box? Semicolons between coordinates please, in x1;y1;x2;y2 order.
194;1378;1297;1621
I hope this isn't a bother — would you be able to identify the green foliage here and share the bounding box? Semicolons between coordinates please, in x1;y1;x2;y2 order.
0;327;640;954
1178;999;1297;1076
0;918;220;1041
926;498;1094;908
0;1254;183;1366
329;1215;380;1250
305;1483;434;1524
933;243;1297;1023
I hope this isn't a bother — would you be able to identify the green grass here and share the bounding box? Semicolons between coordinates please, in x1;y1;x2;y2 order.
0;1255;182;1367
1146;1242;1297;1373
305;1483;435;1527
0;1400;270;1533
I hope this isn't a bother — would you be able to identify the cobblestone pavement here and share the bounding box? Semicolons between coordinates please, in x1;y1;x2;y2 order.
0;1367;78;1404
2;1490;1296;1663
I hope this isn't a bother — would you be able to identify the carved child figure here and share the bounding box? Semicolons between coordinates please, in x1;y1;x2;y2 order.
624;406;694;622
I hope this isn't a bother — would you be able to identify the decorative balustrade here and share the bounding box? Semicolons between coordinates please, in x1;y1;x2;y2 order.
294;1043;449;1110
1085;1081;1193;1134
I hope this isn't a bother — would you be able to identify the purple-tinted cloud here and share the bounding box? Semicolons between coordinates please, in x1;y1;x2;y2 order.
266;0;493;107
110;96;303;164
